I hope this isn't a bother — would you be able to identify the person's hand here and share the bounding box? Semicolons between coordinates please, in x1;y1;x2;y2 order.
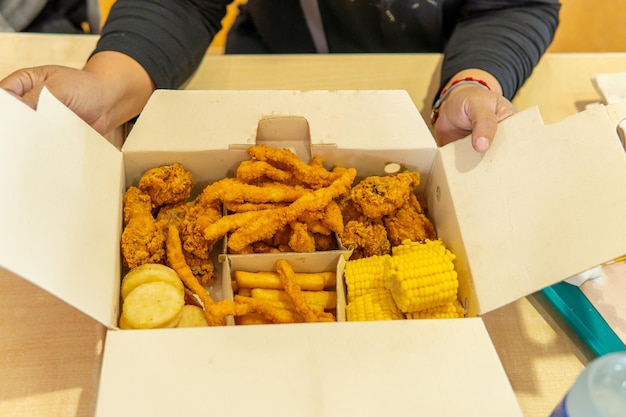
0;65;117;134
433;83;517;153
0;51;155;136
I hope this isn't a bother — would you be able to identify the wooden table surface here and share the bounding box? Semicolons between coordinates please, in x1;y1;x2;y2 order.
2;33;624;417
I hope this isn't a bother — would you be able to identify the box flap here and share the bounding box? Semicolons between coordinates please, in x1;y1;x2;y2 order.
0;88;123;327
96;319;522;417
427;105;626;315
122;90;438;190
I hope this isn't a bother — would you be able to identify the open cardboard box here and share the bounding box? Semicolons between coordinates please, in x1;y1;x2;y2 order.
2;88;626;417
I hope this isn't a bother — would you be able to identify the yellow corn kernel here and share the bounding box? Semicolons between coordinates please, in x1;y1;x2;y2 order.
346;288;404;321
344;254;390;303
405;299;465;319
386;239;459;313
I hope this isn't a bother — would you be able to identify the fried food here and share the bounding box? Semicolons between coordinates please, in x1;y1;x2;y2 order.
341;218;391;260
234;270;336;291
138;162;193;208
276;259;335;323
197;178;307;205
176;305;209;327
350;171;420;218
121;187;166;268
157;200;218;285
250;288;337;310
120;281;184;329
235;312;271;325
233;295;298;324
165;225;223;326
287;221;316;252
120;263;184;300
235;159;295;184
247;144;340;189
383;193;437;246
225;167;356;252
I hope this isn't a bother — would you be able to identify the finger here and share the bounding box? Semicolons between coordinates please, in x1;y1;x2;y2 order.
0;69;41;108
469;109;498;153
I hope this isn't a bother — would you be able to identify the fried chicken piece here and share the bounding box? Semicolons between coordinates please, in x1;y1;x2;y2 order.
138;162;193;208
197;178;308;206
225;168;356;253
288;221;316;252
224;201;289;213
236;159;295;184
180;198;222;259
156;201;217;285
350;171;420;218
276;259;335;323
384;193;437;246
340;218;391;260
337;193;363;223
121;187;165;268
313;233;337;251
247;144;341;189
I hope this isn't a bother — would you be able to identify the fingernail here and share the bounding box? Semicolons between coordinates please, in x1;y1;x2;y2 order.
475;136;490;152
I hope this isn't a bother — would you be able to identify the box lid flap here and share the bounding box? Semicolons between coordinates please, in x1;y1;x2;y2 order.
96;319;522;417
0;88;123;327
429;105;626;315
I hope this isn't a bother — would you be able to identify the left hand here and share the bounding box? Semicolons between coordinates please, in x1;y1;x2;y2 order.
433;84;517;152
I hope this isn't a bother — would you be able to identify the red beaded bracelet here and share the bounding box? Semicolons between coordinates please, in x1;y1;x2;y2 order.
430;77;491;125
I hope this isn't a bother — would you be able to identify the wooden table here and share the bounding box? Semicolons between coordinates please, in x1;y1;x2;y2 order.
2;33;624;417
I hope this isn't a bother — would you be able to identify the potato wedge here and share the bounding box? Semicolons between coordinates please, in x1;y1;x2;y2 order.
120;281;184;329
176;305;209;327
121;263;184;300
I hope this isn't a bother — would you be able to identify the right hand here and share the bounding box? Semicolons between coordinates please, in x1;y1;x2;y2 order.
0;65;116;135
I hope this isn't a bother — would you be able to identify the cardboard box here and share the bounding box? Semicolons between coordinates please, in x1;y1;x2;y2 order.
2;88;626;417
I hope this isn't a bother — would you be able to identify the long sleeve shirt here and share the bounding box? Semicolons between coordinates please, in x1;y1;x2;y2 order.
94;0;560;100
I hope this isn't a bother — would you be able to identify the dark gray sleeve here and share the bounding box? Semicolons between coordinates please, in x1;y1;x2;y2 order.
92;0;231;89
441;0;561;99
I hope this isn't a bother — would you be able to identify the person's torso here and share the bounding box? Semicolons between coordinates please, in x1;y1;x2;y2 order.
226;0;462;54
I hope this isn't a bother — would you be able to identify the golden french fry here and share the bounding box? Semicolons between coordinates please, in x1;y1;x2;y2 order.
276;260;326;322
120;281;184;329
250;288;337;310
234;270;336;290
248;297;326;313
235;313;271;325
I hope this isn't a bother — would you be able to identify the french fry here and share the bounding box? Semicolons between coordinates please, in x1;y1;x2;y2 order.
276;260;335;323
234;270;336;290
250;297;326;313
235;313;272;325
250;288;337;310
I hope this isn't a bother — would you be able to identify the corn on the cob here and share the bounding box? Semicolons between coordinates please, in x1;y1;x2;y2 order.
386;239;459;313
346;288;404;321
344;254;390;303
405;299;465;319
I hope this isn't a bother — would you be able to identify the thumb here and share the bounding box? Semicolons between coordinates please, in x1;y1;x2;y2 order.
0;68;46;108
469;109;498;153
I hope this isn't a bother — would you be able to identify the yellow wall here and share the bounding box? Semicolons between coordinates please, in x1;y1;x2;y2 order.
548;0;626;52
97;0;244;51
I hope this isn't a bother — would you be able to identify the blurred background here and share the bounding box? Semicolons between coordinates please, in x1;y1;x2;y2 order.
3;0;625;53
